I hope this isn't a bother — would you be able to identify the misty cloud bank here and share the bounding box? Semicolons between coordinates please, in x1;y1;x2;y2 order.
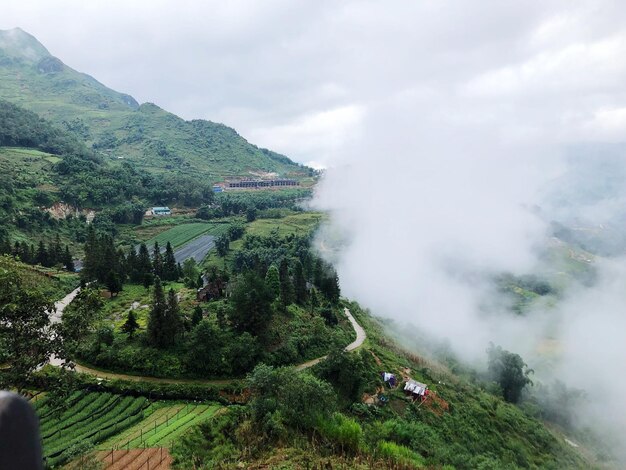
309;2;626;462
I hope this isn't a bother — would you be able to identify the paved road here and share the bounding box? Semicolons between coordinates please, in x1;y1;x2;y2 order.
48;287;81;366
137;234;216;265
173;234;215;264
71;307;366;383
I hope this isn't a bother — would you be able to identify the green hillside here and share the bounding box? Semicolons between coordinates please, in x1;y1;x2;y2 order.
0;27;309;180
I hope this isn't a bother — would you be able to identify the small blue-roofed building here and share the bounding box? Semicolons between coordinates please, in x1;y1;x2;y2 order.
212;185;223;193
152;206;171;216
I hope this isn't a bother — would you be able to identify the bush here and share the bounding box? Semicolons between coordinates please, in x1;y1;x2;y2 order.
377;440;425;468
317;412;363;454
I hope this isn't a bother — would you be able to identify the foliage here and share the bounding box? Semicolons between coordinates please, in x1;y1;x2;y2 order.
229;272;274;335
376;440;425;468
487;343;533;403
247;364;337;431
0;266;61;391
316;349;376;404
121;310;139;338
147;277;182;348
59;288;103;354
316;412;363;454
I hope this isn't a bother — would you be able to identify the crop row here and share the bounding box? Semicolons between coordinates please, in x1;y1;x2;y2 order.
39;393;149;468
99;404;184;449
146;405;219;447
147;223;227;249
40;392;117;436
45;396;147;455
34;390;84;420
101;403;220;450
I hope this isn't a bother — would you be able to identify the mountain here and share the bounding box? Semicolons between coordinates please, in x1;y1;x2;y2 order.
0;28;309;180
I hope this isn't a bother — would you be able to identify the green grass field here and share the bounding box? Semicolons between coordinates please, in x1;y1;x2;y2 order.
203;211;324;270
144;222;229;249
98;402;222;449
34;391;150;467
0;256;79;301
99;282;195;328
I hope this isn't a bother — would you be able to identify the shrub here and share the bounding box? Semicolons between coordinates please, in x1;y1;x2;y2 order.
377;440;425;468
317;412;363;454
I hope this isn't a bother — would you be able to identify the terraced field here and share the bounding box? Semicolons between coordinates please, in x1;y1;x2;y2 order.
34;391;150;468
98;402;222;450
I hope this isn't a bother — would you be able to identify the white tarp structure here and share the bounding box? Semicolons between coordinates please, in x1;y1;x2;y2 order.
404;379;428;397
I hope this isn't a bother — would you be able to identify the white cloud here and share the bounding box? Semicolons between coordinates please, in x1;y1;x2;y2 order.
249;105;366;167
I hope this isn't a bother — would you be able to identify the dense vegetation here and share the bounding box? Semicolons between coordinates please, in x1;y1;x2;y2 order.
72;214;347;379
172;304;586;469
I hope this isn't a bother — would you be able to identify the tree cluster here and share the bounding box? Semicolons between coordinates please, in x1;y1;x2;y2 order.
486;343;533;403
147;277;182;348
0;232;74;271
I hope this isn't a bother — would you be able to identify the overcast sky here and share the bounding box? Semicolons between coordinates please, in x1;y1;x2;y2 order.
3;1;626;167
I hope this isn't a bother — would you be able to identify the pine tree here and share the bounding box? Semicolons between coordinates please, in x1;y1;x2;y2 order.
36;241;48;266
106;270;123;297
137;243;152;282
63;245;74;272
122;310;139;338
293;259;307;305
265;264;280;299
116;248;127;281
320;267;341;304
126;245;139;282
82;225;98;281
163;241;177;281
163;289;182;346
147;276;166;347
153;241;164;279
50;233;62;266
191;306;203;326
279;258;294;307
309;287;319;314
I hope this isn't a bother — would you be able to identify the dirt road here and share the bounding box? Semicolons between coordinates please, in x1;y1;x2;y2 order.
72;307;366;383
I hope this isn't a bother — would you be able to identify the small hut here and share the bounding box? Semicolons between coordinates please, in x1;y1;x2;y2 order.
404;379;428;401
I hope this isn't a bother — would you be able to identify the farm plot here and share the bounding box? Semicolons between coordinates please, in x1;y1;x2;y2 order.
95;448;172;470
172;234;216;264
99;403;221;450
34;391;150;468
145;223;229;249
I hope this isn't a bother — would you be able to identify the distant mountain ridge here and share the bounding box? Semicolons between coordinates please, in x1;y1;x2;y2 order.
0;27;309;180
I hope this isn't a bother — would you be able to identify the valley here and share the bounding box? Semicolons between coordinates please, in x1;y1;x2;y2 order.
0;23;618;470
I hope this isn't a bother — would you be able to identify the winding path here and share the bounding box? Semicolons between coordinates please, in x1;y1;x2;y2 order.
55;297;366;384
295;307;366;371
